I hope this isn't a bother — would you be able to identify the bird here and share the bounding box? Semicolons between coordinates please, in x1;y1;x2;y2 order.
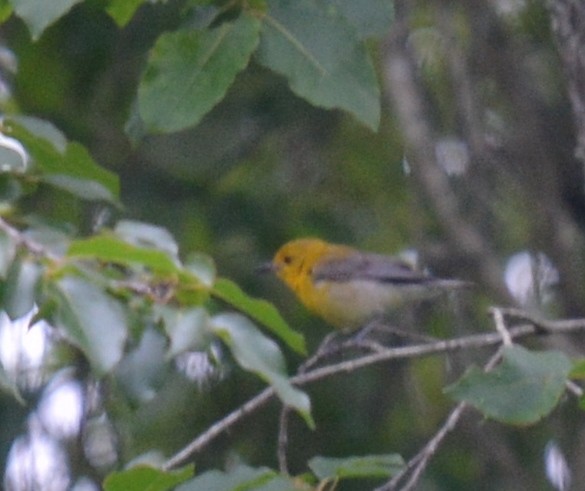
261;238;469;331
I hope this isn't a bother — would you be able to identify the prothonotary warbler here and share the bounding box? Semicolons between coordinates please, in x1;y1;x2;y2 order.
262;238;469;331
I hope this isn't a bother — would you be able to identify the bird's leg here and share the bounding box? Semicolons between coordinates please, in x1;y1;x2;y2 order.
300;327;386;372
299;331;343;372
354;316;440;345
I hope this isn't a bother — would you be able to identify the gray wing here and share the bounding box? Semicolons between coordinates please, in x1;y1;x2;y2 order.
313;252;433;284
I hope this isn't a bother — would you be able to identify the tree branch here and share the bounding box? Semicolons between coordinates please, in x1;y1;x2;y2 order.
382;3;510;301
375;347;505;491
162;309;585;470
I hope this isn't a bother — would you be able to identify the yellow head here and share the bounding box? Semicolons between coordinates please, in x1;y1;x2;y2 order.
271;238;331;292
269;238;368;328
268;238;355;321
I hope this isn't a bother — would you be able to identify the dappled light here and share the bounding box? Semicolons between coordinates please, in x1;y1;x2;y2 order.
5;422;70;491
504;251;559;309
37;372;83;439
0;310;50;391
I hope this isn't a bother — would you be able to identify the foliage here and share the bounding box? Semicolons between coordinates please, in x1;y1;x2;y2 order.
0;0;583;490
445;346;572;426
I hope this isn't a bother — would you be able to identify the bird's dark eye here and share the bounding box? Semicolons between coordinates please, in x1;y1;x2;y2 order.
283;255;293;265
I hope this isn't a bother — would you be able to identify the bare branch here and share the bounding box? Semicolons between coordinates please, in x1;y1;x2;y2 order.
490;307;513;346
277;406;291;475
549;0;585;166
375;347;505;491
566;380;583;398
162;310;585;470
0;217;60;260
382;2;510;301
162;385;275;471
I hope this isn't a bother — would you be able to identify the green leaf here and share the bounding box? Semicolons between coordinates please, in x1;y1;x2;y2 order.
104;464;194;491
9;116;67;152
184;252;216;288
250;475;304;491
0;229;16;279
42;174;117;202
212;278;306;355
3;258;41;319
45;142;119;202
211;313;313;427
6;119;120;203
105;0;145;26
10;0;83;40
325;0;394;39
162;307;211;358
115;329;167;403
570;358;585;379
309;454;405;480
0;342;25;404
138;12;261;133
257;0;380;130
68;235;180;275
52;276;128;375
445;346;572;425
115;220;178;257
0;133;28;172
0;0;12;23
176;464;275;491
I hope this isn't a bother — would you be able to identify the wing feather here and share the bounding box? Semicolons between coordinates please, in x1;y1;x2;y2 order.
313;252;432;284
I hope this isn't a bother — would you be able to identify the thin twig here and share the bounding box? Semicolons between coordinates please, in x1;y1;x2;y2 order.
0;217;60;260
162;312;585;470
381;401;469;491
276;332;383;473
162;386;275;470
377;347;505;491
491;307;513;346
565;380;583;398
277;406;291;474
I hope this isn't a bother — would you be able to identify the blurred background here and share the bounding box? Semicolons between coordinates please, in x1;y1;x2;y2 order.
0;0;584;489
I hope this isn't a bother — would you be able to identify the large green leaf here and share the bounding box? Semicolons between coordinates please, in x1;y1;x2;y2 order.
138;12;261;133
176;464;275;491
52;276;128;375
211;313;313;427
0;229;16;279
445;346;572;425
256;0;380;130
212;277;306;355
10;0;83;40
104;464;194;491
3;258;41;319
68;235;180;275
309;454;405;480
325;0;394;39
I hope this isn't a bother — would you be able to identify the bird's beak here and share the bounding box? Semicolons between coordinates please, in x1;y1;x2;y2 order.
255;261;277;274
